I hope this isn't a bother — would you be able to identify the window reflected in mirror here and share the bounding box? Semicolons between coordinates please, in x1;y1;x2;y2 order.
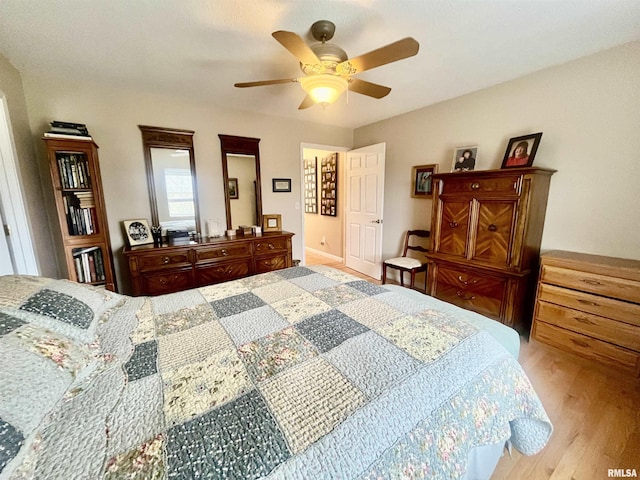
150;148;196;231
140;125;200;236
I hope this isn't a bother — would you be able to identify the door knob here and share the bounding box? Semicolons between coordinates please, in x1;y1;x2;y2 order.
371;219;383;224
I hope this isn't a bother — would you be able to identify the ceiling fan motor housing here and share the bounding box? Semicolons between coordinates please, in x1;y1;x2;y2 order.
310;20;336;42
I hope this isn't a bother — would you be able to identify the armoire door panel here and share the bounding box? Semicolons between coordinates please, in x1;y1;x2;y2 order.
472;201;516;266
438;200;470;258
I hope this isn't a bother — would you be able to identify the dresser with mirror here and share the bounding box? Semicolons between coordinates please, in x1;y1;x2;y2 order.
124;129;291;296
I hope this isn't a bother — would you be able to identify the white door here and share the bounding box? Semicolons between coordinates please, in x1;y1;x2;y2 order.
345;143;385;279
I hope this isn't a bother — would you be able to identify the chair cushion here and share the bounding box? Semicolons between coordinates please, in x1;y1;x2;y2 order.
383;257;424;269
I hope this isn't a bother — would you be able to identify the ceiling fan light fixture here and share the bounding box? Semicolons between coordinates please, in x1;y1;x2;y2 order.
300;74;348;106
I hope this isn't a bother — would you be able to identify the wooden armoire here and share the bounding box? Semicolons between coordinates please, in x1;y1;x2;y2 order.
426;167;555;332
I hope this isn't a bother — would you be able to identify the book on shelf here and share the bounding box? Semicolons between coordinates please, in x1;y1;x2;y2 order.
57;154;91;189
72;247;105;284
44;132;93;141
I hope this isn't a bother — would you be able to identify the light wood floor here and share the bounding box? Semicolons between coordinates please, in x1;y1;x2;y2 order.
305;250;640;479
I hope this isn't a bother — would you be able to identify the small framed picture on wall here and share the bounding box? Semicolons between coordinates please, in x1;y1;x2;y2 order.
411;164;438;198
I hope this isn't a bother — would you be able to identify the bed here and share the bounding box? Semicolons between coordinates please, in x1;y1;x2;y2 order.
0;265;552;479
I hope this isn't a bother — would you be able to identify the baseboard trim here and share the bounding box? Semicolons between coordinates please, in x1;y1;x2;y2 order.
305;247;344;264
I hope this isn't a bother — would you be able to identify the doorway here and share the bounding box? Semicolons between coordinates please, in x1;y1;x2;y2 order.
300;145;347;267
300;142;386;280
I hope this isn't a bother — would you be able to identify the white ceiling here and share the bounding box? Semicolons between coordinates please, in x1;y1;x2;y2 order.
1;0;639;129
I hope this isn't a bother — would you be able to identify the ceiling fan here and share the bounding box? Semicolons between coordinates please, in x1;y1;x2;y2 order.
234;20;419;109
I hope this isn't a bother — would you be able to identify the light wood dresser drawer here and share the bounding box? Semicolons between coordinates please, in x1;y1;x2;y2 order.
535;301;640;351
531;250;640;376
532;322;639;373
537;283;640;327
540;264;640;304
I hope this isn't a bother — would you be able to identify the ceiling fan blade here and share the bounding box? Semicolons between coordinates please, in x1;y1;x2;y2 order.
272;30;322;66
337;37;419;75
348;78;391;99
298;95;315;110
234;78;297;88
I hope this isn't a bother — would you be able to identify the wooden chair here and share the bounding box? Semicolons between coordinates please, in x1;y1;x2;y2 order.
382;230;430;292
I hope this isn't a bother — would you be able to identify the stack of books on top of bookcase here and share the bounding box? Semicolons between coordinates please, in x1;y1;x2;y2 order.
44;121;92;140
72;246;106;284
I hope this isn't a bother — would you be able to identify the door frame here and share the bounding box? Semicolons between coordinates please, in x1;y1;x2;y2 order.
299;143;349;266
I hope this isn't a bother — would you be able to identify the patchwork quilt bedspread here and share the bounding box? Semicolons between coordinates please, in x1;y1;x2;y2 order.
0;266;552;479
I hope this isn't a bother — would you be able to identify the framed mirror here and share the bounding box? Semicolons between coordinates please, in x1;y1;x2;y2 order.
219;134;262;230
139;125;200;235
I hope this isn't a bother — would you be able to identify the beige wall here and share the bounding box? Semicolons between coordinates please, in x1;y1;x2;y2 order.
302;148;344;259
355;41;640;262
21;76;352;293
0;53;57;277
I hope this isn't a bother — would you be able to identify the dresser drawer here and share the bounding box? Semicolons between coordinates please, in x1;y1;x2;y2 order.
535;301;640;352
532;321;639;374
194;260;251;286
137;251;191;272
195;243;251;262
441;175;520;196
540;265;640;304
255;255;288;273
538;283;640;327
140;269;193;295
254;238;288;254
432;265;507;319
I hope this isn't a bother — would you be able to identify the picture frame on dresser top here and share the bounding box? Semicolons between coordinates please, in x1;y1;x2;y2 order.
451;146;477;172
262;214;282;232
411;164;438;198
123;219;153;246
501;132;542;168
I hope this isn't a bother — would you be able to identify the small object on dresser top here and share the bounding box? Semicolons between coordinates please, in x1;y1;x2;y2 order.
166;229;190;245
226;229;236;237
238;225;253;235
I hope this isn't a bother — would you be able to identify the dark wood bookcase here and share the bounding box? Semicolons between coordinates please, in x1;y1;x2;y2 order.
44;137;117;291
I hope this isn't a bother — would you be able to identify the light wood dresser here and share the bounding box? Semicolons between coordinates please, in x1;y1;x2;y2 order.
426;167;556;332
123;231;293;296
531;250;640;376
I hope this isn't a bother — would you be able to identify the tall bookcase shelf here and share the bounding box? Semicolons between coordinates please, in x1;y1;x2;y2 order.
44;137;117;291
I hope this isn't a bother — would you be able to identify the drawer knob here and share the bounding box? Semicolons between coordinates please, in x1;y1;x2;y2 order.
487;224;498;232
268;243;275;250
457;275;478;286
456;290;476;301
221;249;228;256
163;256;170;264
448;221;458;228
471;182;480;190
